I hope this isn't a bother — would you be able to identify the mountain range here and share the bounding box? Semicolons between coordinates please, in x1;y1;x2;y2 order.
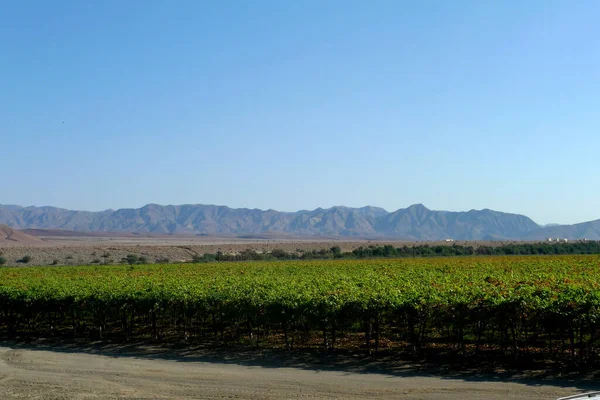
0;203;598;241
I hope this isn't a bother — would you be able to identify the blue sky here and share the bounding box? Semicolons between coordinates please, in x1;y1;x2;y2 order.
1;1;599;225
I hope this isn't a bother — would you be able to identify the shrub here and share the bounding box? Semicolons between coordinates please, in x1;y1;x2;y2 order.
18;255;32;264
270;249;289;259
0;257;6;265
330;246;342;258
122;254;139;265
192;254;216;263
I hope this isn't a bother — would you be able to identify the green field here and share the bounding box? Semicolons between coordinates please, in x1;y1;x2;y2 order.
2;255;600;367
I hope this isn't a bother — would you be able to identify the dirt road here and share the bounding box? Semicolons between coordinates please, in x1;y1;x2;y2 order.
0;345;590;400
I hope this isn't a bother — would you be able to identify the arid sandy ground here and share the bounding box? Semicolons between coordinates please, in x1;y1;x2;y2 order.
0;234;526;267
0;237;389;266
0;342;592;400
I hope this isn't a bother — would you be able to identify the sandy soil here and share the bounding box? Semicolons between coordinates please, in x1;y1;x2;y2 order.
0;234;525;267
0;240;376;267
0;343;591;400
0;225;45;246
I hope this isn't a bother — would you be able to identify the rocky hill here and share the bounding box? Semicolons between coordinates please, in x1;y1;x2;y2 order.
0;203;553;240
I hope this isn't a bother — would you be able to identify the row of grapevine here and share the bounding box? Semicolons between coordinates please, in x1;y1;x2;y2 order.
1;256;600;367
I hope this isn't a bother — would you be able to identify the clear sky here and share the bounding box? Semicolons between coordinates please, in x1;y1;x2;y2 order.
1;1;599;225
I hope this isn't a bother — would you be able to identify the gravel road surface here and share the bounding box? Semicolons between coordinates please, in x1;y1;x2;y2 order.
0;345;589;400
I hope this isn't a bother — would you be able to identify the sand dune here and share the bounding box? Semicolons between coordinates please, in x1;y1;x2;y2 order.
0;224;45;245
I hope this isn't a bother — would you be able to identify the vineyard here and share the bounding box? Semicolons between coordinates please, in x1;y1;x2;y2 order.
2;255;600;368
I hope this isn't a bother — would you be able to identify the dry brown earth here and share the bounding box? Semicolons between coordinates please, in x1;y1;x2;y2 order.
0;343;592;399
0;230;537;267
0;224;45;246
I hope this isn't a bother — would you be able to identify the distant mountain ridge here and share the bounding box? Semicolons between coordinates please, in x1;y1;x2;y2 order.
0;203;596;240
524;219;600;241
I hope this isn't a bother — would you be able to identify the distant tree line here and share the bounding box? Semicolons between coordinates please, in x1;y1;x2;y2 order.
351;241;600;257
189;241;600;263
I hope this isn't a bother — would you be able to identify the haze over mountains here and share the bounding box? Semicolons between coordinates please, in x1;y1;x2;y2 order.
0;204;598;241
